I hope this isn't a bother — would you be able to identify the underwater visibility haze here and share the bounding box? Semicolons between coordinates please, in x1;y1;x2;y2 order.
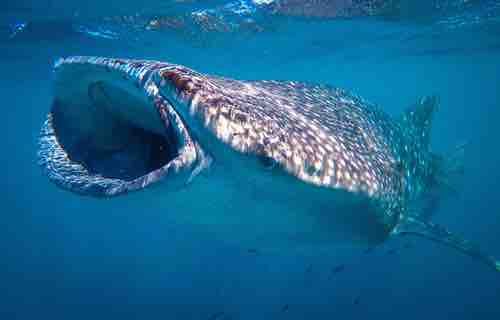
2;1;500;319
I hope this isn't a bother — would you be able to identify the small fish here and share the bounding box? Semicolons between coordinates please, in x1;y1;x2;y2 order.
403;242;414;249
363;246;375;254
330;264;346;277
387;248;398;255
208;312;225;320
353;297;360;305
247;248;260;255
305;264;313;273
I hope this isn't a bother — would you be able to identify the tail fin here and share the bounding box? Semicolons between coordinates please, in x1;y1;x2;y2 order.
394;216;500;272
403;96;465;195
407;143;466;222
397;98;498;272
429;143;466;196
402;96;464;219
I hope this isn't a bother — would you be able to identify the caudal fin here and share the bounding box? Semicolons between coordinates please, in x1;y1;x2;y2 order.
402;95;465;194
393;217;500;272
430;143;466;196
402;97;466;219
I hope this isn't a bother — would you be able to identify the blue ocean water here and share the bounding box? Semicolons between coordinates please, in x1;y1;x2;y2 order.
1;1;500;319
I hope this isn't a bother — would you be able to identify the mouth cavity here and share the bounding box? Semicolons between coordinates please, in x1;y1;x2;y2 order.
38;60;197;196
58;81;177;180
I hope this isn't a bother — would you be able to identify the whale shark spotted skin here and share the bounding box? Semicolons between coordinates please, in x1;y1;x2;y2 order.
38;56;499;271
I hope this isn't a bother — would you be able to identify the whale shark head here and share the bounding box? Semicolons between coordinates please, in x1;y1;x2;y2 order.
38;57;209;196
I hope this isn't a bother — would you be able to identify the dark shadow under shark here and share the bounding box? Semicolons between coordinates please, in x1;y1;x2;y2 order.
38;56;499;272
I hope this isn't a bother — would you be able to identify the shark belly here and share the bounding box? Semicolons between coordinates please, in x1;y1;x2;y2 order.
148;160;389;251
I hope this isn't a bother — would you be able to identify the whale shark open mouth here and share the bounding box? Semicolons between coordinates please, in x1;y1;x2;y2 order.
38;57;199;196
56;81;178;180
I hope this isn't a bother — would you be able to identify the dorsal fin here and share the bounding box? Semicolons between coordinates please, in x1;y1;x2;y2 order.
401;96;439;150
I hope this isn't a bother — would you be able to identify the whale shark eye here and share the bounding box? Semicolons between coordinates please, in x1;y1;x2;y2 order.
395;161;405;177
258;154;277;170
304;161;320;176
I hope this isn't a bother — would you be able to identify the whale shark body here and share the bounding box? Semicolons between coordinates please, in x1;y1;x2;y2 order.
38;56;499;271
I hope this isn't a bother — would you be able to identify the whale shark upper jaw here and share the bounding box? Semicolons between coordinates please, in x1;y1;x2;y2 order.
37;57;201;197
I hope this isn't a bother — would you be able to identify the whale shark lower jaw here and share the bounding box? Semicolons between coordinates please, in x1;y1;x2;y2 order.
37;57;202;197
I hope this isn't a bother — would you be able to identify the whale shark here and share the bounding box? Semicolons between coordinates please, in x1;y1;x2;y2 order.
264;0;396;18
38;56;499;271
